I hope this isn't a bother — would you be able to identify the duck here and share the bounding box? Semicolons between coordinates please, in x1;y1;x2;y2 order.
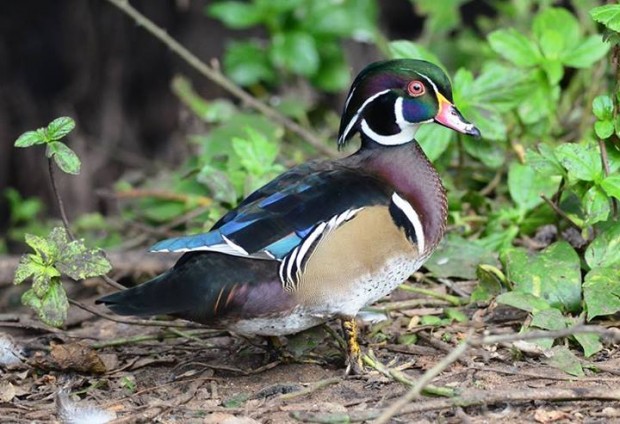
97;59;480;374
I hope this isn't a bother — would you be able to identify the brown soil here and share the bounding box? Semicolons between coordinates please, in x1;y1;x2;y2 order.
1;283;619;424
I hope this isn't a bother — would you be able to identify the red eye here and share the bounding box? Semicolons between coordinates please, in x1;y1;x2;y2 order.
407;80;425;97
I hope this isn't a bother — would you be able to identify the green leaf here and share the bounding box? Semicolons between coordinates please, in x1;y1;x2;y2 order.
488;29;541;67
496;292;551;313
207;1;262;29
197;165;238;205
502;242;582;312
46;117;75;141
508;162;559;211
533;8;581;52
585;222;620;269
416;125;453;161
224;41;275;86
462;136;505;168
583;267;620;320
46;142;81;175
471;264;506;302
22;279;69;328
583;185;610;225
388;40;444;69
573;331;603;358
531;308;566;331
563;35;610;69
545;346;584;377
590;4;620;33
57;243;112;280
270;32;319;77
526;145;565;177
24;233;58;264
595;120;614;139
593;95;614;121
555;142;602;182
601;175;620;200
425;234;498;279
14;130;46;147
13;254;45;285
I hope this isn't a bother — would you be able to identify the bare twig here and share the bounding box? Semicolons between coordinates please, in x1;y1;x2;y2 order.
541;194;582;230
373;330;473;424
103;0;335;157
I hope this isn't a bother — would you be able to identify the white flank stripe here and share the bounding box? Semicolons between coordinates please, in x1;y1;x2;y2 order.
391;193;425;254
339;89;391;144
221;235;250;256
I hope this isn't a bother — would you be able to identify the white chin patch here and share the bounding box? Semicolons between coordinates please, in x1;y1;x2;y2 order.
361;97;419;146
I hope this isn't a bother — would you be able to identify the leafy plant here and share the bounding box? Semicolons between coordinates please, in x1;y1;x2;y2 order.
207;0;377;91
12;118;112;327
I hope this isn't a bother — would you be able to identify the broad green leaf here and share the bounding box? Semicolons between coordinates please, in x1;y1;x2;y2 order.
46;117;75;141
388;40;444;68
593;95;614;121
24;233;58;263
224;41;275;86
488;29;541;67
416;125;453;161
583;185;610;225
590;4;620;33
555;142;602;182
540;58;563;85
573;331;603;358
31;266;60;298
531;307;566;331
584;223;620;269
496;292;551;313
14;130;45;147
415;0;466;34
232;129;280;175
171;76;236;123
270;32;319;77
595;120;614;139
583;267;620;320
46;142;81;175
533;8;581;51
502;242;581;312
22;279;69;328
526;145;565;177
197;165;238;205
311;47;350;92
538;30;565;60
471;264;506;302
56;239;112;280
545;346;584;377
425;234;498;279
207;1;263;29
462;136;504;168
508;162;559;211
13;254;46;285
563;36;609;69
601;175;620;200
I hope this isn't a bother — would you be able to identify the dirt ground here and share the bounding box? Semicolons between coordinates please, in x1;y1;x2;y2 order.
1;281;619;424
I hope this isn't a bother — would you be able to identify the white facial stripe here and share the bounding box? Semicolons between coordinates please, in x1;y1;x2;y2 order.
361;119;417;146
391;193;425;254
339;89;391;144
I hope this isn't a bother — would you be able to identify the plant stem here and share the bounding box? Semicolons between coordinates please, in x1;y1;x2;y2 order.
398;284;468;306
48;158;75;241
104;0;335;157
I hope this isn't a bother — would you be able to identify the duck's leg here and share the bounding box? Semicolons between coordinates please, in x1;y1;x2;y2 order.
341;317;364;375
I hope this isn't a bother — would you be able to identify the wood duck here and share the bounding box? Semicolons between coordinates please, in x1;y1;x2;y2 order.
97;59;480;374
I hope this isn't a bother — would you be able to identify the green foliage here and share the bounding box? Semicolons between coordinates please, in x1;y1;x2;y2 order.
207;0;377;91
14;116;80;174
14;227;111;327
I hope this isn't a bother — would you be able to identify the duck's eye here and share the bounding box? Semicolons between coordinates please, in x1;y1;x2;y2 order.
407;80;425;97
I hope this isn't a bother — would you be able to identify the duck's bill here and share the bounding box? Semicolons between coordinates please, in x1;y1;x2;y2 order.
434;94;481;137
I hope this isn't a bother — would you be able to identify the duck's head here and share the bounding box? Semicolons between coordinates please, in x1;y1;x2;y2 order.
337;59;480;149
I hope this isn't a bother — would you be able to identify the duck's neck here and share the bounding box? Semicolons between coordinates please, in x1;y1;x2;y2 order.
345;140;448;254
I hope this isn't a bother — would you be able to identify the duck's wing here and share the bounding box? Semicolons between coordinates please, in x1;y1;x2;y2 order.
150;161;392;260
